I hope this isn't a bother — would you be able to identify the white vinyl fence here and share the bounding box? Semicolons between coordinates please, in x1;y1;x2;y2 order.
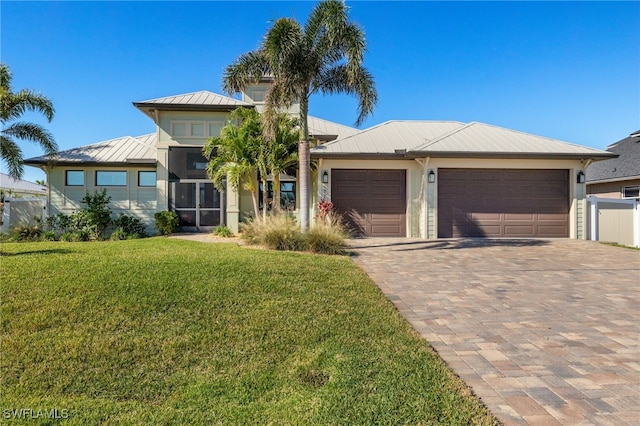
586;195;640;248
1;198;47;234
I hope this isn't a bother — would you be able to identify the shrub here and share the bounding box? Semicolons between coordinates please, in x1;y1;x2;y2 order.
212;225;234;238
154;211;180;235
81;190;112;238
242;214;306;251
306;215;349;255
11;223;43;242
41;230;57;241
112;214;147;239
110;229;127;241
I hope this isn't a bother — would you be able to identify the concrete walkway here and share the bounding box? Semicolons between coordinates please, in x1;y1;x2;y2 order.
349;239;640;425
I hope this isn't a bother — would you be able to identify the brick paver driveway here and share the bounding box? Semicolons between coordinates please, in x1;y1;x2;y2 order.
349;239;640;425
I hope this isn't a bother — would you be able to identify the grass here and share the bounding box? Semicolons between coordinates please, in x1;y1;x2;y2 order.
1;239;498;425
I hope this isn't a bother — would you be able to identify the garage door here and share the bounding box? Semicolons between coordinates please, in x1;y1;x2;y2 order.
438;169;569;238
331;169;406;237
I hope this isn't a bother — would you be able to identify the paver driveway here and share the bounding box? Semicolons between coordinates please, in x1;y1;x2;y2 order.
349;239;640;425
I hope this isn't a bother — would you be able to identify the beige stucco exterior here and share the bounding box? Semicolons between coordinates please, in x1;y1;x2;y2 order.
316;157;588;239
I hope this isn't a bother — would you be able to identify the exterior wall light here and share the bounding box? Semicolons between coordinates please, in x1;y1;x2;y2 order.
577;171;585;184
428;170;436;183
322;170;329;184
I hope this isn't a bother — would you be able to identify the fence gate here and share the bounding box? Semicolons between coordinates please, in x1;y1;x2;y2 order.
587;195;640;248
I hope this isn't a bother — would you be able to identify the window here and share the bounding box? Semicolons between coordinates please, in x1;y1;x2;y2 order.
96;171;127;186
259;181;296;210
251;90;266;102
209;121;224;137
190;123;205;137
138;171;157;187
622;185;640;199
65;170;84;186
171;122;186;137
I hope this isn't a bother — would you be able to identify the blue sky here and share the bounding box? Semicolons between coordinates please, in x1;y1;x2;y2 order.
2;1;639;183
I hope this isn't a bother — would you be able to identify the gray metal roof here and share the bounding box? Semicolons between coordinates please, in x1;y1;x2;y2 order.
586;131;640;183
0;173;47;194
312;121;465;155
134;90;251;108
133;91;253;120
25;134;157;166
307;116;359;141
411;122;615;158
312;120;616;160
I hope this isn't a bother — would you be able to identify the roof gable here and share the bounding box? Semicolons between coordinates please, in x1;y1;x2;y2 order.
25;134;157;166
586;131;640;183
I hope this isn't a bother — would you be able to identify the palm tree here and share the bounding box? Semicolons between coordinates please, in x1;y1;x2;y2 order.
0;63;57;179
203;108;264;218
267;113;299;212
222;0;377;231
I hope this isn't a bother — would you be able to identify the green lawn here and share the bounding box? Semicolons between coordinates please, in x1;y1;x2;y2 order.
1;239;498;425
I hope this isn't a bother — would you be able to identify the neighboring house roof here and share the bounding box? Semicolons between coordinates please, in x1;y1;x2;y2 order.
586;131;640;184
312;120;616;160
133;90;253;119
0;173;47;195
25;134;157;166
312;120;465;156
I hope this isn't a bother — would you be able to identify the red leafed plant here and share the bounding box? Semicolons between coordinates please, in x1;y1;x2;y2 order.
317;200;334;221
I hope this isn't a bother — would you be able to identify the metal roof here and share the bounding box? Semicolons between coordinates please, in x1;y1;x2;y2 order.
312;121;465;155
411;122;615;158
25;134;157;166
586;131;640;183
312;120;615;160
0;173;47;194
307;116;359;141
134;91;251;108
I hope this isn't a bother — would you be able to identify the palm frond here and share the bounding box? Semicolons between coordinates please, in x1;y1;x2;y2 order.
222;51;269;95
1;89;55;122
1;122;57;155
0;135;24;179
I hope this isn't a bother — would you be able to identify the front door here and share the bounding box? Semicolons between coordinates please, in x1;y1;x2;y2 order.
170;180;224;232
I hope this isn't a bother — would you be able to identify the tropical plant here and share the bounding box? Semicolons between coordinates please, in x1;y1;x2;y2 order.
212;225;234;238
0;63;57;179
112;213;147;239
222;0;377;231
80;189;112;239
203;108;264;218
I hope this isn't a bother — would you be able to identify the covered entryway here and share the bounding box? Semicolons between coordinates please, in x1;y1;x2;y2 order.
438;169;569;238
331;169;406;237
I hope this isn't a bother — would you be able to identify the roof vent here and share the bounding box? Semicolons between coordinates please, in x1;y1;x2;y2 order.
394;149;407;155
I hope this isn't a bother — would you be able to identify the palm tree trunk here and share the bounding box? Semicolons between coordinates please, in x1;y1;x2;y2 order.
299;97;310;232
272;171;281;213
261;176;268;223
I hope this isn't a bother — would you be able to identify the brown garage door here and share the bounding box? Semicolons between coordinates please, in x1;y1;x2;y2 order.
438;169;569;238
331;169;406;237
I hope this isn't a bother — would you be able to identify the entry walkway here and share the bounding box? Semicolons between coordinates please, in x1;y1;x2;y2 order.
349;239;640;425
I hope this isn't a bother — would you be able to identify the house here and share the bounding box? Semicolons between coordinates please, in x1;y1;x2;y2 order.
25;84;615;239
586;131;640;200
0;173;47;199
